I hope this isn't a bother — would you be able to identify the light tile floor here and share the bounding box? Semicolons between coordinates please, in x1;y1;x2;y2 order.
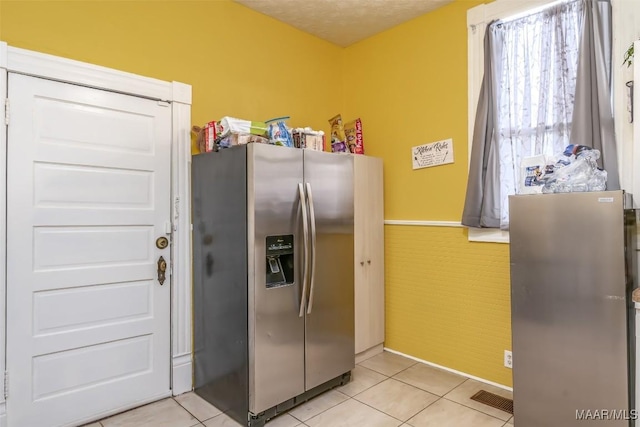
84;351;514;427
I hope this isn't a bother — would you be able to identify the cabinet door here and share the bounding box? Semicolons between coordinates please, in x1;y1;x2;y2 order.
354;156;385;354
365;158;385;349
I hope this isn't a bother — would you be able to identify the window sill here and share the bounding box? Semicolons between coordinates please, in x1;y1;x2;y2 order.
468;227;510;244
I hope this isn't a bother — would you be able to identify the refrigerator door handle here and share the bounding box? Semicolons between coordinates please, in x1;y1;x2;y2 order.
298;183;310;318
306;182;317;315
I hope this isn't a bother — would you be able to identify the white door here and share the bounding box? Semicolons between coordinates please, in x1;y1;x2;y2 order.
6;73;172;427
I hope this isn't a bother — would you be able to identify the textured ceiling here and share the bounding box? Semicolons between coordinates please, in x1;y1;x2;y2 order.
233;0;454;47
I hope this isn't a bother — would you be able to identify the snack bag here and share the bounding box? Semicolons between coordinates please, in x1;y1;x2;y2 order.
203;121;218;152
344;118;364;154
344;124;356;153
219;116;267;137
192;121;220;153
328;114;348;153
265;116;294;147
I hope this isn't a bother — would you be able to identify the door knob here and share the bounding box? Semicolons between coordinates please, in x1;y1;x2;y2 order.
158;256;167;285
156;236;169;249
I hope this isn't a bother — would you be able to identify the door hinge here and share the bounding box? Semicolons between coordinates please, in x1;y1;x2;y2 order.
4;98;9;126
4;371;8;399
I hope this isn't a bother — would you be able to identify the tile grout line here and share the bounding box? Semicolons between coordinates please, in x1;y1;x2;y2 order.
348;359;444;423
358;360;419;379
380;373;511;422
296;380;509;427
352;397;406;423
352;391;442;425
182;355;510;426
369;375;511;424
387;374;460;397
288;391;353;424
343;373;391;399
440;396;512;423
171;396;217;426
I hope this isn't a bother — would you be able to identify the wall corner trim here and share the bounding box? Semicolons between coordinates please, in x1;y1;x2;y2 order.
171;100;193;395
171;354;193;396
172;81;192;105
0;42;7;69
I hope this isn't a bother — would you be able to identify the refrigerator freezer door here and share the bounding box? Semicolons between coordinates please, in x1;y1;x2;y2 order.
249;144;305;414
303;150;355;390
509;191;632;426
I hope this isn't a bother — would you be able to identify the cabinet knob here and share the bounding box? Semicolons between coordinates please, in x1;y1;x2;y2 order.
360;261;365;266
367;260;371;264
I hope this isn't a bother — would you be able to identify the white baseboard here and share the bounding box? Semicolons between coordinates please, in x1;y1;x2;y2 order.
383;347;513;392
172;353;193;396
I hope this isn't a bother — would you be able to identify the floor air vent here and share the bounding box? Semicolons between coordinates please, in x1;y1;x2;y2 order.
470;390;514;414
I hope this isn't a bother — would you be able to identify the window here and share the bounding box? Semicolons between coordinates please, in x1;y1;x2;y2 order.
465;0;626;243
494;1;583;229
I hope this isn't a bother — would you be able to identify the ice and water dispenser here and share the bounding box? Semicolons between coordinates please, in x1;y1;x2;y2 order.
265;235;294;288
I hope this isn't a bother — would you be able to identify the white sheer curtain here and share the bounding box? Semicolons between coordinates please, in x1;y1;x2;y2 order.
495;1;584;229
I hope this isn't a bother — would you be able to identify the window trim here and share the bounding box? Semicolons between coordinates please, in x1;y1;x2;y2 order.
466;0;634;243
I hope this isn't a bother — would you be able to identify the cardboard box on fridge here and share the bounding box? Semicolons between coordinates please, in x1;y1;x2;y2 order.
292;128;325;151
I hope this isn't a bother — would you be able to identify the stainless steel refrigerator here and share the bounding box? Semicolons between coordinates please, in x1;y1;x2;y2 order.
191;143;355;427
509;190;637;426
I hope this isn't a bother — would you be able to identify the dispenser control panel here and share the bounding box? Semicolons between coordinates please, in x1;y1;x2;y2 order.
265;235;294;288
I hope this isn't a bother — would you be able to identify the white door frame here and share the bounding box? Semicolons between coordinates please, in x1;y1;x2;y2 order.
0;41;193;427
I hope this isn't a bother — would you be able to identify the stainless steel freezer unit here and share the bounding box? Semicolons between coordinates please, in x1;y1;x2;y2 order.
192;144;354;427
509;190;637;427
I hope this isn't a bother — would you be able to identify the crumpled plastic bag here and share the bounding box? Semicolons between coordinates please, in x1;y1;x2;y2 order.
540;145;607;193
266;116;294;147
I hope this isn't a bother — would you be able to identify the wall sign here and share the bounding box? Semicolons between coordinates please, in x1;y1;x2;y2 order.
412;138;454;170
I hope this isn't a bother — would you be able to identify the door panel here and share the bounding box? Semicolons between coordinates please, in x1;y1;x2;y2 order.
7;73;172;427
303;150;355;390
250;144;305;413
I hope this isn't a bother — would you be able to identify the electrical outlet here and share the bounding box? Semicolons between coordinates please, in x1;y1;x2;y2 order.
504;350;513;369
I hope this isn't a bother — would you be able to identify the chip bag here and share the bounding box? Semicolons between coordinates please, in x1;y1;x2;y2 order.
328;114;348;153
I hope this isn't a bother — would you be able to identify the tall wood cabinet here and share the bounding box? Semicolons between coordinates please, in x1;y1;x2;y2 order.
353;155;384;361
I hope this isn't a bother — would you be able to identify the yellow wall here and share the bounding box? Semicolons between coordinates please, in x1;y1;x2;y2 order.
343;0;513;386
0;0;343;149
1;0;513;386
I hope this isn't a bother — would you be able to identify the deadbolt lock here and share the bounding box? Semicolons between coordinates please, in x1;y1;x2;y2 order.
158;256;167;285
156;237;169;249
